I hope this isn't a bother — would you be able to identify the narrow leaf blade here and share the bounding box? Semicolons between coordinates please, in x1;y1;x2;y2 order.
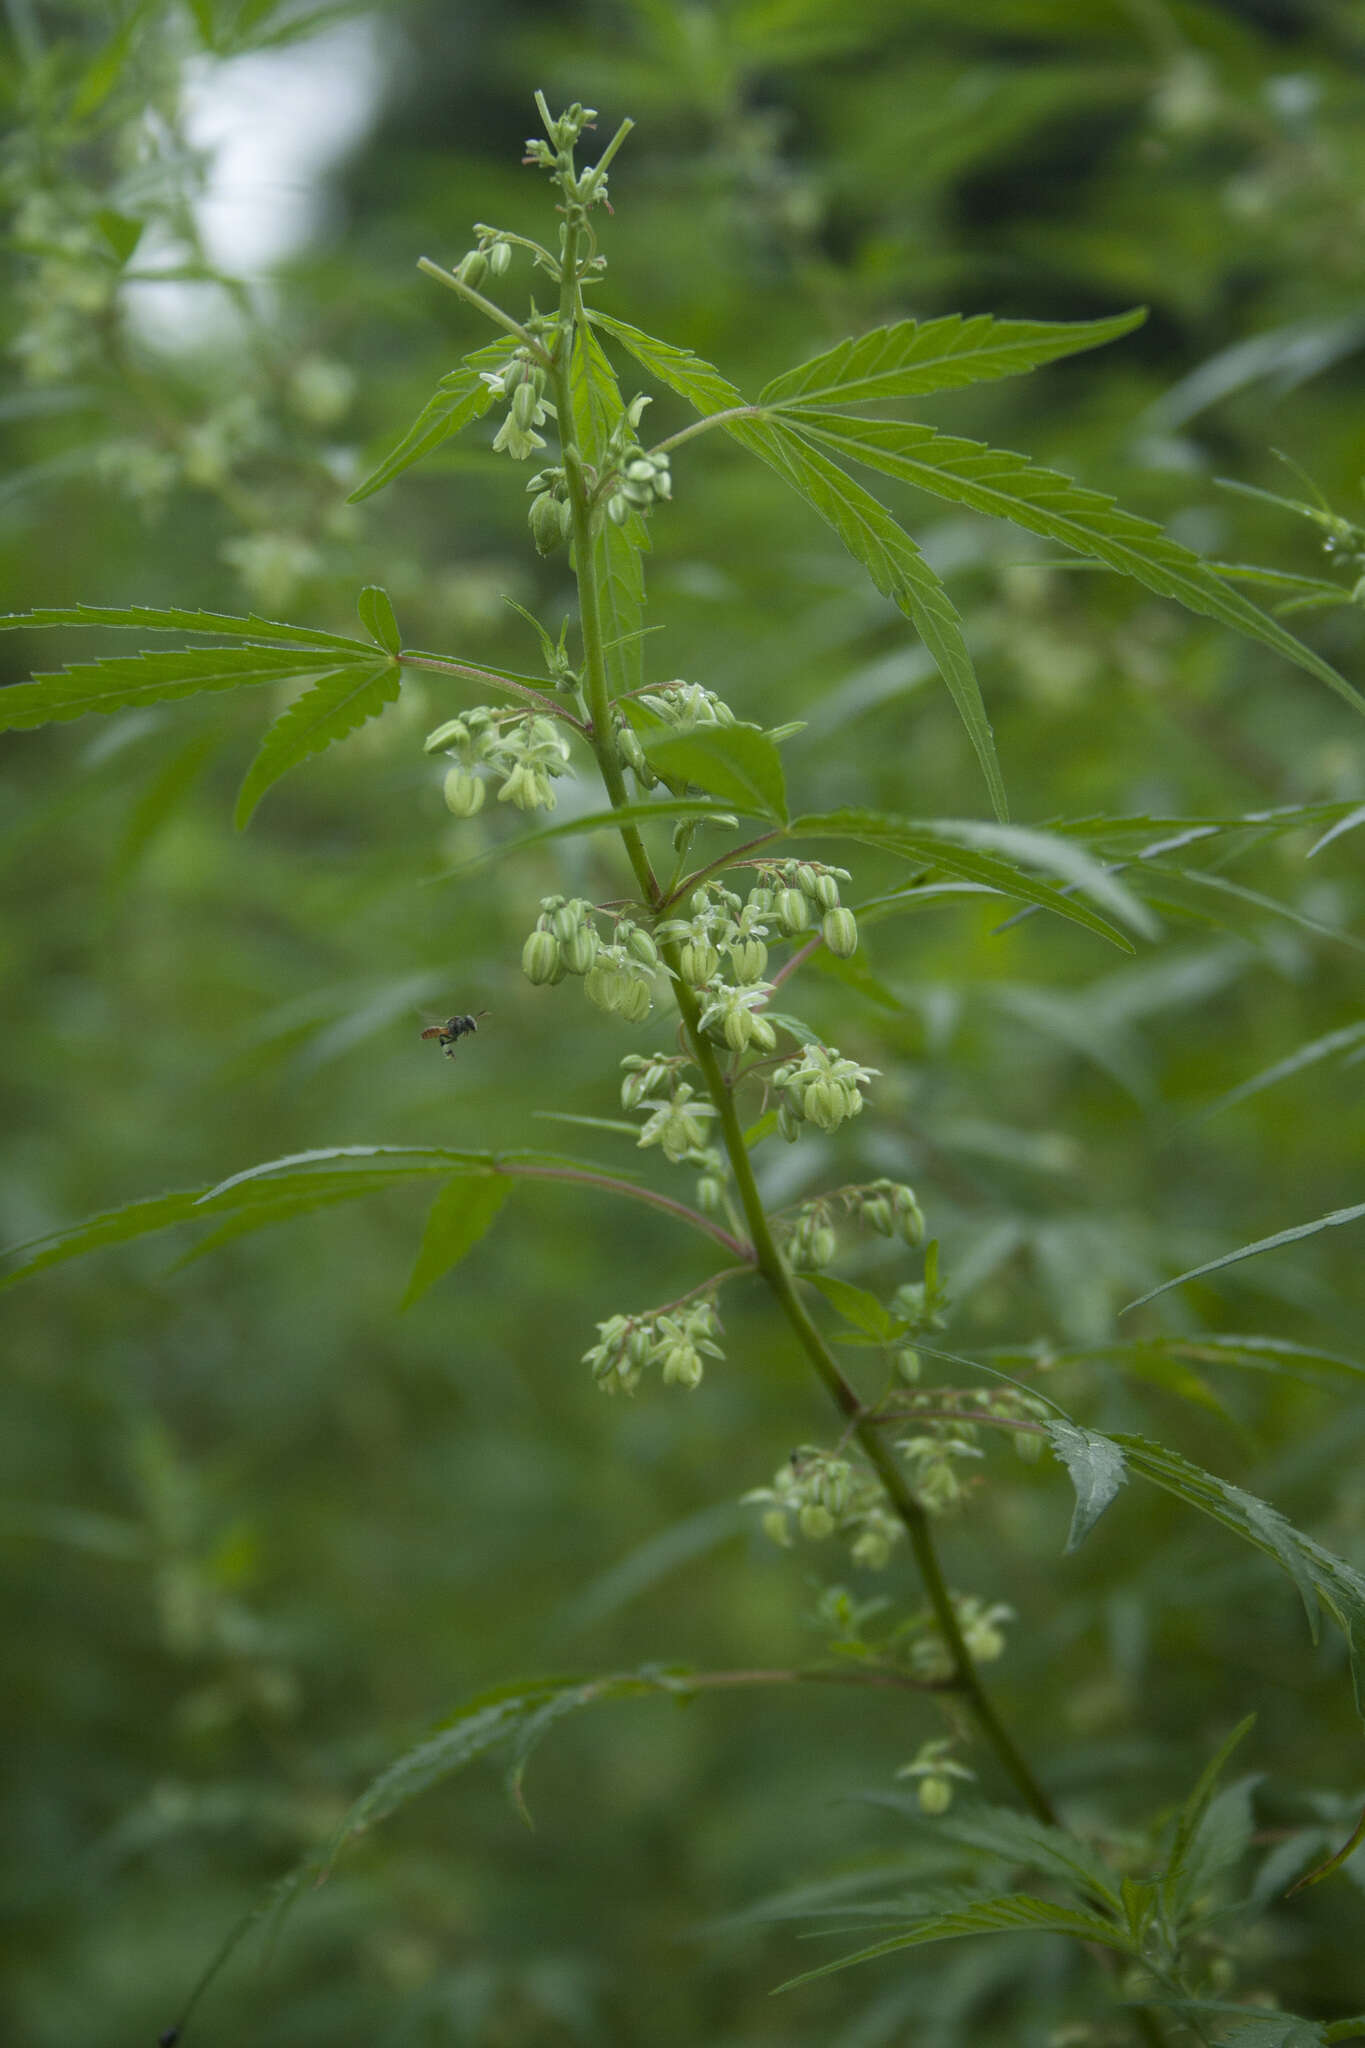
401;1175;512;1309
1047;1421;1127;1552
1;647;344;733
742;422;1008;822
234;659;401;827
346;345;511;503
776;1892;1134;1992
1123;1203;1365;1313
791;415;1365;719
357;584;401;654
759;307;1145;410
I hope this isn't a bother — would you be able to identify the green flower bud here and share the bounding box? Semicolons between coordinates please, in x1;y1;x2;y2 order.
748;1013;777;1053
762;1509;792;1548
697;1174;725;1214
892;1185;925;1246
617;724;648;775
862;1195;895;1238
728;938;768;983
747;886;774;914
661;1344;703;1390
722;1005;754;1053
486;238;511;275
626;926;659;967
812;871;841;910
822;907;859;958
458;249;488;286
529;490;567;555
775;887;811;934
777;1101;802;1143
798;1503;836;1540
511;379;542;431
522;929;562;985
680;940;720;988
585;963;625;1013
607;493;629;525
804;1079;843;1132
918;1776;954;1816
896;1349;921;1384
443;765;486;817
617;976;653;1023
551;901;584;943
809;1224;837;1268
562;925;599;975
795;864;819;897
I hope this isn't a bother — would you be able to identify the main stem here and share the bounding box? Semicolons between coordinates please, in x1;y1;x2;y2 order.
550;163;1056;1834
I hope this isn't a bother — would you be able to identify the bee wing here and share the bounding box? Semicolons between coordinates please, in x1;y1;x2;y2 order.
419;1026;447;1041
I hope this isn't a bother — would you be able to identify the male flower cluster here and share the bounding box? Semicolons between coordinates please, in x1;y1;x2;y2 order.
772;1043;879;1136
427;707;572;816
583;1301;724;1394
744;1448;904;1572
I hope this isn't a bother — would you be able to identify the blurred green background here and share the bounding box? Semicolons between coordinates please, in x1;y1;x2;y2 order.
3;2;1364;2042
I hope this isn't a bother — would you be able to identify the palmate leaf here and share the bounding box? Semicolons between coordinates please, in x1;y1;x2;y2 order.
791;809;1155;949
233;657;400;827
775;1890;1135;1993
759;307;1145;411
1161;1716;1258;1927
1124;1202;1365;1313
346;339;514;503
0;1144;737;1296
788;414;1365;720
587;312;1005;818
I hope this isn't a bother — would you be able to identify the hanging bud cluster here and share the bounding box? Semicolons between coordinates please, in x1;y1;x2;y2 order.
743;1448;903;1572
428;706;573;817
747;858;858;957
526;466;573;555
481;351;555;462
896;1382;1052;1470
771;1043;879;1137
523;899;659;1021
783;1199;838;1273
852;1178;926;1248
655;880;782;1053
583;1299;724;1395
450;226;513;292
600;393;671;527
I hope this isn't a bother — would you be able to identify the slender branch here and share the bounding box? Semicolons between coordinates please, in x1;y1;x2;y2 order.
650;405;768;460
656;830;786;913
497;1161;753;1262
399;650;589;730
416;257;551;360
627;1664;951;1699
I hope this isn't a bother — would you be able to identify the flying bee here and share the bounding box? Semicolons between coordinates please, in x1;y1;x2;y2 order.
420;1010;489;1057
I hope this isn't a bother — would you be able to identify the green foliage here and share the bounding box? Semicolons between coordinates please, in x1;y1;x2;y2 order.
4;7;1365;2046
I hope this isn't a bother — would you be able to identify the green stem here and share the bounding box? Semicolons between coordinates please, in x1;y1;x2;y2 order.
551;125;1056;1835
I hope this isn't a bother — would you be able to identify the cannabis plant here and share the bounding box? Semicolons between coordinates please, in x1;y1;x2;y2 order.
5;96;1365;2048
